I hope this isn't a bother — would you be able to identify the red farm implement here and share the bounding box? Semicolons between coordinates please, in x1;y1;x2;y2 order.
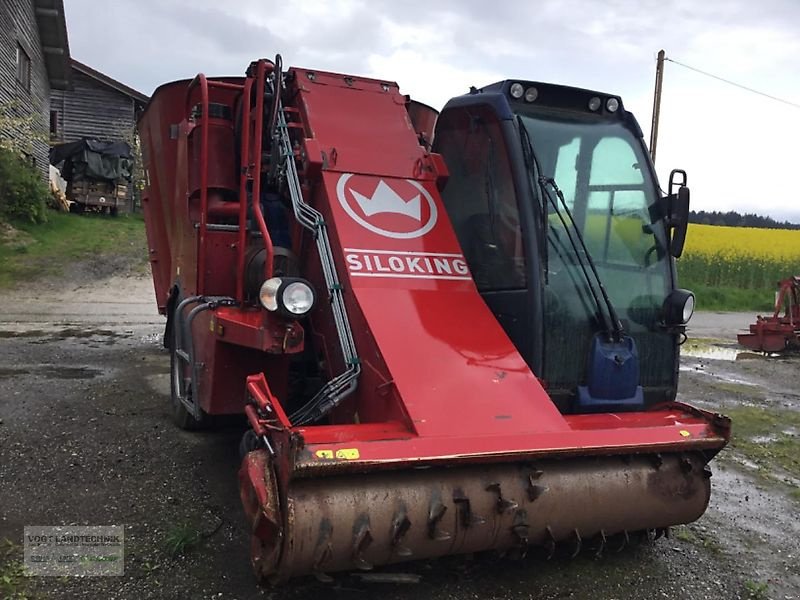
738;276;800;352
137;54;730;582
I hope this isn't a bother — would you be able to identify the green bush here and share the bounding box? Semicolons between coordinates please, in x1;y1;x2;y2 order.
0;146;48;223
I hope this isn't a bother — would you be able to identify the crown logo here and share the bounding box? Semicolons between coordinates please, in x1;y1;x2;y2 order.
350;180;421;221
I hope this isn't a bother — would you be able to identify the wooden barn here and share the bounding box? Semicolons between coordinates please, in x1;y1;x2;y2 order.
0;0;71;179
50;59;149;211
49;58;148;145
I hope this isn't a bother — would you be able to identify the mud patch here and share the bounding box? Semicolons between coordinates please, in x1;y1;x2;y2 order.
23;327;134;346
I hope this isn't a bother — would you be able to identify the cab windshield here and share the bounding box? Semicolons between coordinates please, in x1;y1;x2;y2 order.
518;111;673;392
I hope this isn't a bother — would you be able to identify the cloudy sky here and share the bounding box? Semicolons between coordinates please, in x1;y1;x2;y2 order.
63;0;800;221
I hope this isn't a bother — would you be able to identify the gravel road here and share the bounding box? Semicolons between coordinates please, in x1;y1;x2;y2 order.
0;275;797;600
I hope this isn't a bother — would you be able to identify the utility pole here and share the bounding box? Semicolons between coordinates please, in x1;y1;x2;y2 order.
650;49;665;164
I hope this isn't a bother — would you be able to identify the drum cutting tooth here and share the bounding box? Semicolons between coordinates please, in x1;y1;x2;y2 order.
427;498;452;541
526;471;548;502
650;453;663;470
593;529;607;558
486;482;518;513
680;454;694;474
511;510;529;555
612;529;630;553
453;489;486;527
543;525;556;560
568;528;582;558
352;518;374;571
390;511;413;557
312;518;334;582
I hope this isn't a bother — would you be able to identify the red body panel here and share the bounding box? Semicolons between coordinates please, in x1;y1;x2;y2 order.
139;63;729;472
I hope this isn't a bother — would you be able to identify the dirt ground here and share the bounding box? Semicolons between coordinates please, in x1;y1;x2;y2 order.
1;274;798;600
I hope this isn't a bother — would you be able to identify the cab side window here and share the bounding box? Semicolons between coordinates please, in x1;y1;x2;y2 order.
434;106;526;291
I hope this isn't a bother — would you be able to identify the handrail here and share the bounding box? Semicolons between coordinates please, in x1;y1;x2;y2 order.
184;74;210;293
250;59;275;282
236;77;253;301
186;64;278;299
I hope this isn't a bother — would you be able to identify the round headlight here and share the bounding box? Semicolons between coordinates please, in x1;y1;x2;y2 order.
282;281;315;315
259;278;282;311
606;97;620;113
509;83;524;99
524;86;538;102
663;288;695;326
259;277;316;317
682;294;695;324
588;96;601;111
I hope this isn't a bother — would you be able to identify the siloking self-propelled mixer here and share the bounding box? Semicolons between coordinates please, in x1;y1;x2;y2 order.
137;54;730;582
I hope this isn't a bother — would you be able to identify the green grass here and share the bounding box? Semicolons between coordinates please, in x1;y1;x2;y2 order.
163;523;203;558
680;283;775;312
671;525;722;553
0;539;32;600
0;210;147;288
743;580;770;600
725;405;800;501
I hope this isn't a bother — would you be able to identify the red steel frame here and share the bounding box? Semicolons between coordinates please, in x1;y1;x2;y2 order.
738;276;800;352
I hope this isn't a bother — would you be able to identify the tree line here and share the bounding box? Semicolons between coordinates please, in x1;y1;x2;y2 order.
689;210;800;230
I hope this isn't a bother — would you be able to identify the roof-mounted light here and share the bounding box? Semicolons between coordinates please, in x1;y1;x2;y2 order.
588;96;601;112
509;82;524;99
606;97;620;113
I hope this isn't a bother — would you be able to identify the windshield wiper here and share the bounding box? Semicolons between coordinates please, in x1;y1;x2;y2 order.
518;119;549;283
517;117;625;342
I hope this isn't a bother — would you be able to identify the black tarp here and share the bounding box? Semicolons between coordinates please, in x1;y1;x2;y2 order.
49;139;133;183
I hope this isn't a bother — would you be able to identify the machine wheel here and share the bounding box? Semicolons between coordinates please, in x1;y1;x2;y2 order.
239;430;261;460
169;310;209;430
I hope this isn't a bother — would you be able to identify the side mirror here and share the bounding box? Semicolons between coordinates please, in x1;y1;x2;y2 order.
666;169;690;258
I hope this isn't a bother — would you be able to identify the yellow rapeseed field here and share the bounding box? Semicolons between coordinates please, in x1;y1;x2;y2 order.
680;223;800;290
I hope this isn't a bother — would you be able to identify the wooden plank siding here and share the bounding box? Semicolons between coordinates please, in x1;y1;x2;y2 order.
50;66;145;211
0;0;53;180
50;69;137;143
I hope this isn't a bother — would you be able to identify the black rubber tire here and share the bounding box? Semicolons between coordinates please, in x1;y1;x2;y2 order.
169;308;209;430
238;430;260;461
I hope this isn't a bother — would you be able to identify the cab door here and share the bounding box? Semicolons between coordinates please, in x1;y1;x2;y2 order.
434;104;536;368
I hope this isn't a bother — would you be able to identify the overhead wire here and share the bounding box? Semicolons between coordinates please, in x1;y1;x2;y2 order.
664;56;800;111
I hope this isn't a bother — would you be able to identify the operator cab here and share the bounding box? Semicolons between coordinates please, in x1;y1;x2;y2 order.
433;80;692;413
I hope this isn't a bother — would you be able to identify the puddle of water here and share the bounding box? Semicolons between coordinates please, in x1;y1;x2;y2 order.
681;343;773;361
726;454;761;471
0;366;102;380
679;363;760;388
682;344;744;361
0;330;46;338
751;434;779;444
141;332;163;346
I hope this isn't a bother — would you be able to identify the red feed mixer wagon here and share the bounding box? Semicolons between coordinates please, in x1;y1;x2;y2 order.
137;54;730;582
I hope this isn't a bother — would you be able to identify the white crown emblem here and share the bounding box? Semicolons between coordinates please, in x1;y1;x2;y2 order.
350;180;421;221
